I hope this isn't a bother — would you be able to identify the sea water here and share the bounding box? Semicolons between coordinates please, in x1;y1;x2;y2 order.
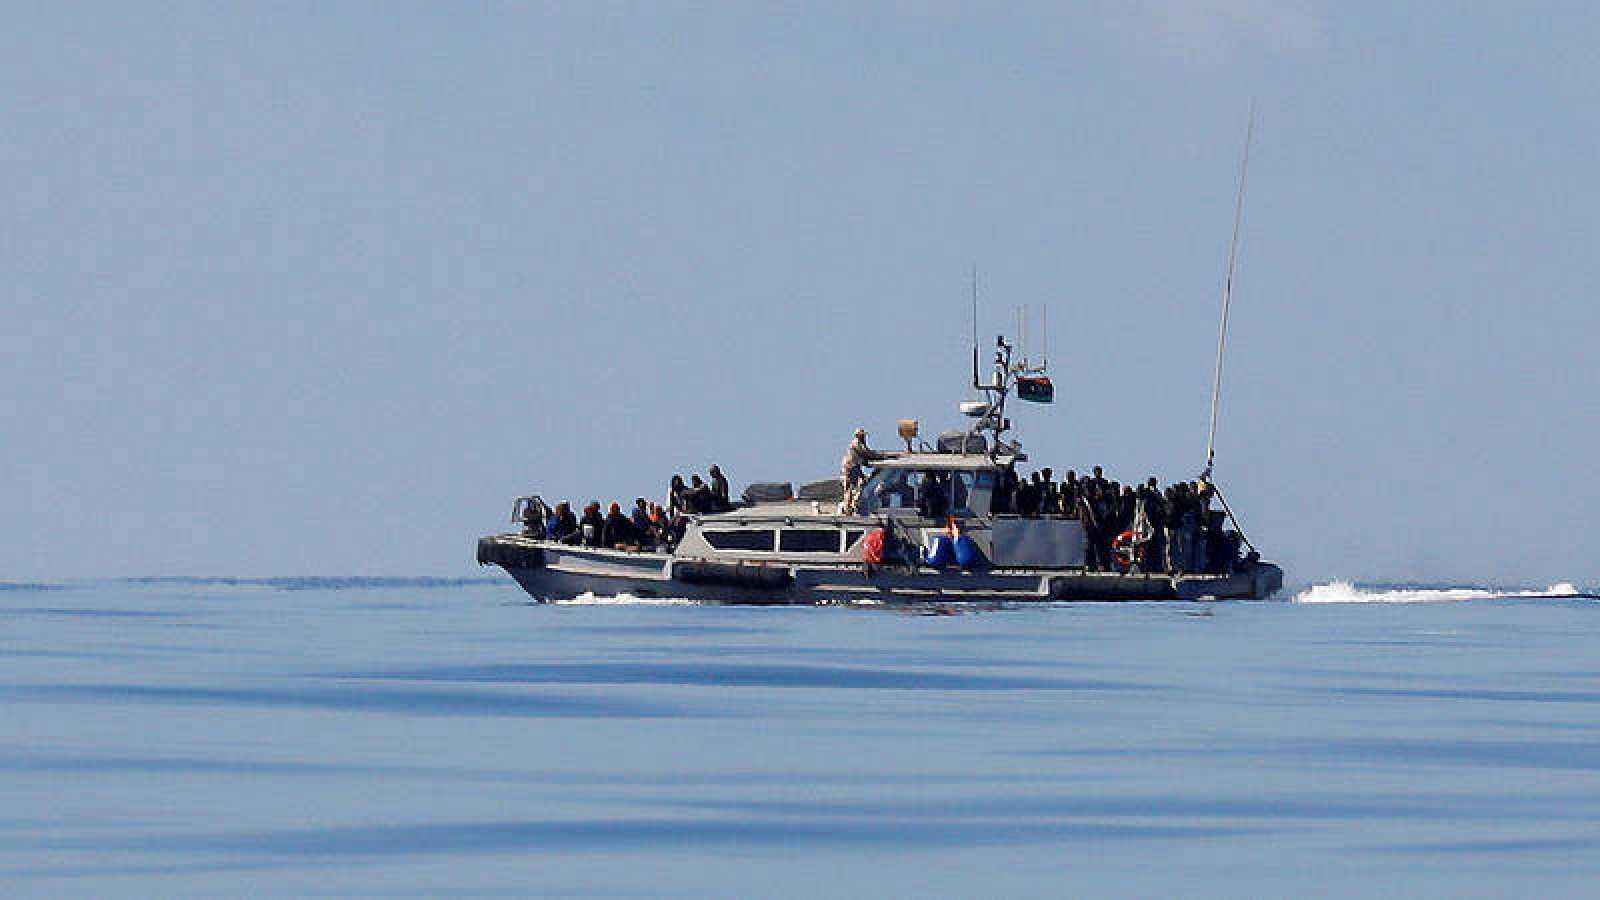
2;577;1599;897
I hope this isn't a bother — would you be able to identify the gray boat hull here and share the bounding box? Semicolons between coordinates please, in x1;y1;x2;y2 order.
478;535;1284;605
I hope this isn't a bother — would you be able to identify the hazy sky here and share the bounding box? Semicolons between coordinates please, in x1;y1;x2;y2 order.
5;2;1596;585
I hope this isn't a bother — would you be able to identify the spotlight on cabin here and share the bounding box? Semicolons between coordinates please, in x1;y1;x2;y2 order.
897;419;919;451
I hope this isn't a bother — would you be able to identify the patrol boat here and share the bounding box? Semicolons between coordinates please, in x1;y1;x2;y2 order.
476;333;1285;605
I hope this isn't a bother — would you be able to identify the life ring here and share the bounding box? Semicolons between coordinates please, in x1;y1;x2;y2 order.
1112;530;1145;571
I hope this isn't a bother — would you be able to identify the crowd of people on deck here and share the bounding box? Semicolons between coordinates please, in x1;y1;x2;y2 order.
521;465;733;551
841;429;1247;575
519;432;1248;576
992;464;1247;575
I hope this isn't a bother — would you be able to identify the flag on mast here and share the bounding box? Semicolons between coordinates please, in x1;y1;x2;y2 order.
1016;375;1054;404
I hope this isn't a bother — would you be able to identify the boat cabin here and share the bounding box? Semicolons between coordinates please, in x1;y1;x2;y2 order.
669;450;1089;569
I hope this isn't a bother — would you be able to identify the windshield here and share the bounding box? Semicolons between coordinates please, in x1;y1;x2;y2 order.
860;469;990;517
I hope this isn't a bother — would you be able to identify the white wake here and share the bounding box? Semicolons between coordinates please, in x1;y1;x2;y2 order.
1293;581;1589;604
554;592;698;606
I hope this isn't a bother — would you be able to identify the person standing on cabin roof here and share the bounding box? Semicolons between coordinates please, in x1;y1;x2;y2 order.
708;465;730;511
685;475;715;514
666;475;688;518
839;428;881;515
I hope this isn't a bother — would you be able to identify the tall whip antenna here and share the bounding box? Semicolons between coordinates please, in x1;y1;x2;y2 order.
1022;304;1029;366
970;265;980;388
971;265;978;350
1203;102;1256;481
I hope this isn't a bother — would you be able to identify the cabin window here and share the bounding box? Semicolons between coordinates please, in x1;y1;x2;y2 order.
704;530;776;551
844;529;867;549
862;470;921;514
950;471;977;516
779;529;840;553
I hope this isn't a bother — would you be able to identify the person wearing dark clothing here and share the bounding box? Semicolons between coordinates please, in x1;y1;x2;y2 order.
1193;481;1215;573
918;473;950;520
1061;471;1079;518
1171;483;1198;574
1219;528;1243;574
1090;465;1108;497
602;502;635;547
1140;478;1167;571
521;497;548;536
994;466;1018;514
684;475;715;514
1162;484;1182;572
1077;483;1104;571
667;475;688;517
548;501;579;543
708;465;731;511
1203;510;1227;573
631;498;652;546
1093;485;1116;568
1021;472;1046;518
578;502;605;547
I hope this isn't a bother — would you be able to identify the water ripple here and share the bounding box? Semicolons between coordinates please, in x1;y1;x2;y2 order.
38;818;1258;858
1322;686;1600;704
351;662;1145;692
0;683;695;719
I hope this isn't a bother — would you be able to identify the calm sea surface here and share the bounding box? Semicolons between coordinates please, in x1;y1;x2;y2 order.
2;577;1598;897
